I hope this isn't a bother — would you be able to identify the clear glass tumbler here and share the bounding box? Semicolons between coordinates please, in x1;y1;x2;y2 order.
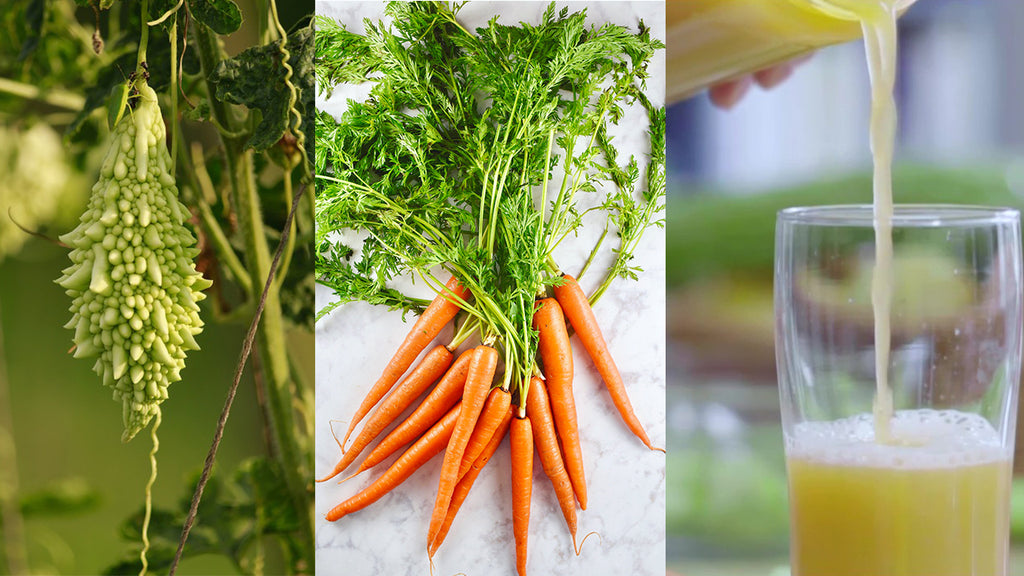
774;205;1023;576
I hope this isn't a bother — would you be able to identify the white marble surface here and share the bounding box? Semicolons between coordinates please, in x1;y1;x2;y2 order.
315;2;665;575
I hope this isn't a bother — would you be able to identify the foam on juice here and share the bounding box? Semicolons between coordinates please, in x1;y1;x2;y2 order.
788;409;1010;469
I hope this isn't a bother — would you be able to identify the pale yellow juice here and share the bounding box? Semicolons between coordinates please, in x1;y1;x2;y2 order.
788;410;1012;576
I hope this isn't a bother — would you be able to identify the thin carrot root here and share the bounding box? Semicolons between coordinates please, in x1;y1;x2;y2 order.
427;345;498;546
328;419;345;451
323;344;455;482
326;404;461;522
336;470;359;485
429;406;512;558
341;275;470;451
553;274;658;451
574;531;602;556
510;415;533;576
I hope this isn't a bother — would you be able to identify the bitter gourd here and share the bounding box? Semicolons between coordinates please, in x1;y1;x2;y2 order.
57;81;211;442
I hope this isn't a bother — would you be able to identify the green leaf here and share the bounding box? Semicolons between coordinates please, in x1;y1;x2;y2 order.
209;25;314;162
67;53;132;139
20;478;102;517
17;0;44;61
184;99;211;122
100;0;117;9
235;458;301;533
189;0;242;35
106;82;130;130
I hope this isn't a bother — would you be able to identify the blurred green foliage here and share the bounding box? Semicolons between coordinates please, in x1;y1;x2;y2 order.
666;166;1019;286
0;245;292;574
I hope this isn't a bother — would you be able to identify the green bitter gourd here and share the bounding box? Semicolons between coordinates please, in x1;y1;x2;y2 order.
57;82;211;442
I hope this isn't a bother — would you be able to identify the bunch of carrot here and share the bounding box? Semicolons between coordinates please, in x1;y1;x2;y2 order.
314;2;665;572
319;273;660;574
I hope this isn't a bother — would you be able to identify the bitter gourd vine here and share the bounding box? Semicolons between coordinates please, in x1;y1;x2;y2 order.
57;80;211;442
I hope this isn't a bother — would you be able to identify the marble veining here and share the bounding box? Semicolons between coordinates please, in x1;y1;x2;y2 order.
315;2;665;574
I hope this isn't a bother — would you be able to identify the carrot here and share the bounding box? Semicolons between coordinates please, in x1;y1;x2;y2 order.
533;297;587;509
426;344;498;547
456;387;512;481
340;275;470;451
553;274;659;451
351;348;473;478
428;405;512;558
318;344;454;482
326;403;461;522
511;415;533;576
524;377;577;545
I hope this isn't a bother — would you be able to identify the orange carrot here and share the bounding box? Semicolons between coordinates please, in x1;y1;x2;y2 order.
511;415;533;576
319;344;454;482
553;274;659;451
341;276;470;451
325;403;461;522
426;345;498;546
428;405;512;558
456;387;512;481
351;348;473;478
533;297;587;509
524;377;577;545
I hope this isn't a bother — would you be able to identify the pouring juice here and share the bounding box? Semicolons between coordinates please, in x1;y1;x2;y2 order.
757;0;1021;574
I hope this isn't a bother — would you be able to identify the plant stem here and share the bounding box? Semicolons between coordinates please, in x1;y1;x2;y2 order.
169;15;179;174
189;21;313;571
172;130;254;293
137;0;150;75
0;300;28;576
197;198;253;294
273;163;297;292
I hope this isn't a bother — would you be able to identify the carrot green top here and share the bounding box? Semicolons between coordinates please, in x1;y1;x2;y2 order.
314;1;664;402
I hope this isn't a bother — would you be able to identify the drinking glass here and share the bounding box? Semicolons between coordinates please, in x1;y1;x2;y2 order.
774;205;1023;576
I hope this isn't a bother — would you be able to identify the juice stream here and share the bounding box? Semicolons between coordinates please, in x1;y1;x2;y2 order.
818;0;900;442
863;1;898;445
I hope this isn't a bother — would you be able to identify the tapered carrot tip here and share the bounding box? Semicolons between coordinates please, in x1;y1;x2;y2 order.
316;461;346;483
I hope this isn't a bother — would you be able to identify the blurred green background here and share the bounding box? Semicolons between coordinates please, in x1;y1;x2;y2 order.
0;245;301;574
665;0;1024;574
